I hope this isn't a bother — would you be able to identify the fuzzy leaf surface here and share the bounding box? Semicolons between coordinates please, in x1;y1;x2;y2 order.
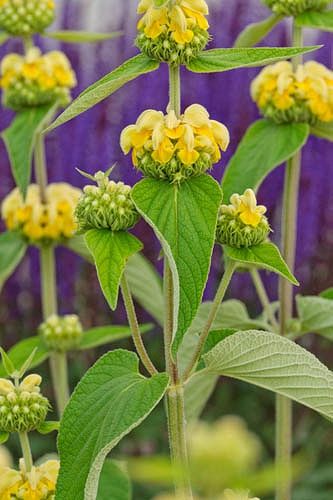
2;103;57;196
186;46;320;73
56;349;169;500
204;330;333;420
85;230;142;311
0;232;27;291
296;295;333;339
224;243;299;285
47;55;159;131
222;120;309;200
132;175;222;354
97;460;132;500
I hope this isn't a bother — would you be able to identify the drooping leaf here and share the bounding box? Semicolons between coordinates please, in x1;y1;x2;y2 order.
2;103;57;196
85;230;143;311
296;10;333;32
132;175;222;355
43;30;123;43
0;431;9;444
311;121;333;142
186;46;320;73
37;421;60;435
64;235;94;263
224;243;299;285
222;120;309;201
97;460;132;500
296;295;333;339
56;349;169;500
79;324;152;350
204;330;333;420
0;337;50;378
320;288;333;300
0;348;16;377
46;55;160;132
126;253;164;325
234;14;282;48
0;232;27;292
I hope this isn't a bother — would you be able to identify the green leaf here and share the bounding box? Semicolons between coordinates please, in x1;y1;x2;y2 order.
204;330;333;420
0;431;9;444
0;347;16;377
311;121;333;142
296;295;333;339
85;230;142;311
222;120;309;201
296;10;333;32
125;253;164;326
97;460;132;500
0;232;27;292
64;235;94;263
46;54;159;132
320;288;333;300
234;14;282;48
43;30;123;43
37;421;60;435
79;324;152;350
132;175;222;354
0;337;50;378
0;31;9;44
2;103;57;196
17;347;38;378
224;242;299;285
186;46;320;73
56;349;169;500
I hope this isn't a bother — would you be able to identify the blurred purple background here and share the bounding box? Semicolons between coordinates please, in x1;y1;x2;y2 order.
0;0;332;344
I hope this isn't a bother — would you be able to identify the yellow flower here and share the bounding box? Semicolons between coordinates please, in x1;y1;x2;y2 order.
1;183;81;244
121;104;229;181
251;60;333;124
224;189;267;228
0;459;59;500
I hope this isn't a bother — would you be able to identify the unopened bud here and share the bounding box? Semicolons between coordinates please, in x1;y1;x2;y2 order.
39;314;83;352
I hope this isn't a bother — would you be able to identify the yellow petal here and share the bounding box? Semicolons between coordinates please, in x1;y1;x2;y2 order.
239;210;262;227
172;28;194;44
137;109;164;131
210;120;230;151
178;148;200;165
181;0;209;15
183;104;210;127
120;125;137;154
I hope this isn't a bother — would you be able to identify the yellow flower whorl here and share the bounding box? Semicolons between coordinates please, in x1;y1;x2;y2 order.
136;0;210;65
251;60;333;125
121;104;230;182
0;0;55;36
0;47;77;110
0;459;59;500
263;0;329;16
1;183;82;244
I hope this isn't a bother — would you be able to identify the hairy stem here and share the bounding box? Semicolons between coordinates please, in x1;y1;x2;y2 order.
251;268;279;332
169;65;181;116
164;260;178;384
275;21;304;500
34;134;48;202
182;259;236;381
18;432;33;473
120;274;158;376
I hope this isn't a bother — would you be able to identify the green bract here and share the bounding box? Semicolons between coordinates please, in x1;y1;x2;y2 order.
0;0;55;36
39;314;83;352
263;0;329;16
216;211;271;248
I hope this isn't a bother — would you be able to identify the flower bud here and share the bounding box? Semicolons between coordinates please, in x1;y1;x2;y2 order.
262;0;329;16
0;379;15;396
39;314;83;352
136;0;210;65
251;60;333;125
75;172;139;232
0;0;55;36
216;189;271;248
1;183;81;244
121;105;229;182
0;47;77;111
0;375;49;433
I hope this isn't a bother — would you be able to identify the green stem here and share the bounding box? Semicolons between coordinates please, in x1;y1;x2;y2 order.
251;268;279;332
169;65;181;116
22;35;34;54
182;259;236;381
276;19;304;500
34;134;48;203
163;260;178;384
49;351;70;416
120;275;158;376
18;432;33;473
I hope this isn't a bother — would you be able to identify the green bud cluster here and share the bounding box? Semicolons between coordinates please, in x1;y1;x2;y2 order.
262;0;329;16
136;28;209;66
216;212;271;248
0;375;49;433
75;171;140;232
39;314;83;352
136;150;212;183
261;101;319;125
3;84;71;112
0;0;55;36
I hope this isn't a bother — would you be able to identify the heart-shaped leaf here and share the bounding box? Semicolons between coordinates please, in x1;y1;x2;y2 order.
132;175;222;355
0;231;27;292
85;230;142;311
296;295;333;339
224;242;299;285
222;120;309;201
56;349;169;500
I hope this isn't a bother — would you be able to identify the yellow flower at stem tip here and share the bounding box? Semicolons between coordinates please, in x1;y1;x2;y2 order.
121;104;229;182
